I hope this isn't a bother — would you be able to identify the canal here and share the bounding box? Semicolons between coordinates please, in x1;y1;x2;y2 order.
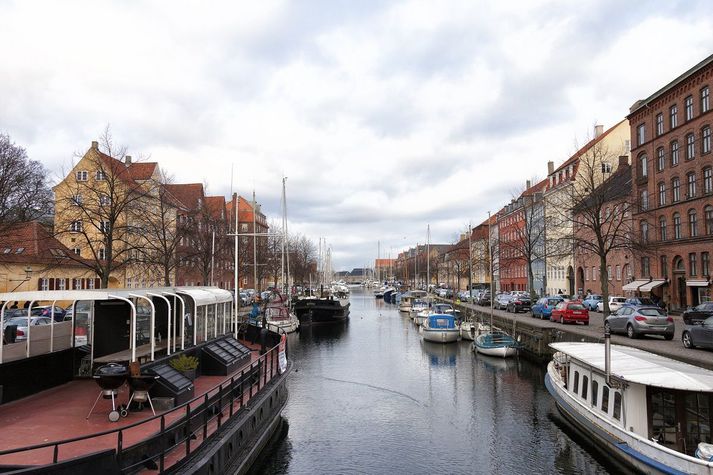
255;289;626;474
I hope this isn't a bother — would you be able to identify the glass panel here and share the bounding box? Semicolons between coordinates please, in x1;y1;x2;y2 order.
613;392;622;420
195;306;205;344
602;387;609;413
685;393;712;456
591;380;598;407
573;371;579;394
650;388;677;450
582;376;589;400
206;305;215;340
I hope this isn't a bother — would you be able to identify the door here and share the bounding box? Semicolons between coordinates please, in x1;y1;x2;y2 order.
677;276;687;309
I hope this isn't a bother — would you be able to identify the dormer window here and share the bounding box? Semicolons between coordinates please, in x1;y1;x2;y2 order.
76;170;88;181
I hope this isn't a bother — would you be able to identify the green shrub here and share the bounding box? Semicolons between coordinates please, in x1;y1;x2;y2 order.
169;354;199;371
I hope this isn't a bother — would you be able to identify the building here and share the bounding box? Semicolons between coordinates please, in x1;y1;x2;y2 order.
544;121;631;296
226;194;269;290
627;54;713;309
470;217;495;288
374;258;395;282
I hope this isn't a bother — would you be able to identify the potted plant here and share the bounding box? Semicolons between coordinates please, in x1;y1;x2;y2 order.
169;354;199;381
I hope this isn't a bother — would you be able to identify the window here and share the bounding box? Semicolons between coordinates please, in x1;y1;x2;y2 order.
95;170;106;181
670;104;678;129
661;255;669;278
613;392;622;420
640;190;648;211
87;279;95;289
573;371;580;394
601;162;612;173
686;133;696;160
607;266;612;280
100;221;110;233
593;266;597;281
57;278;66;291
656;147;665;171
240;223;248;232
706;205;713;235
673;213;682;239
73;278;82;290
72;247;80;256
703;126;712;154
616;265;622;281
99;248;106;260
702;86;710;113
672;177;681;202
687;172;697;198
70;220;82;232
690;253;698;276
99;194;111;205
640;220;649;243
40;278;49;291
689;209;698;237
659;216;667;240
658;182;666;206
637;124;646;145
585;267;590;281
703;252;710;276
640;154;648;177
641;257;651;277
602;386;610;413
592;380;599;406
72;194;82;205
685;95;694;121
582;375;589;400
76;170;88;181
671;140;679;166
656;113;664;136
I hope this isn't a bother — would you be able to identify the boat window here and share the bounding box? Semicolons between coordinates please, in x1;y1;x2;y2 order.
601;386;610;413
581;376;588;400
649;388;677;449
684;393;712;455
573;371;579;394
591;380;598;406
613;392;622;420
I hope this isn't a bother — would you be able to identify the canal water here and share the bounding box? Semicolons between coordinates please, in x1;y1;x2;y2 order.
255;289;625;474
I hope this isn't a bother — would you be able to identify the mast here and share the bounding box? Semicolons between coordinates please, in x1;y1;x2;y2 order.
468;224;473;301
377;240;380;283
233;192;239;336
488;211;494;328
426;225;431;293
283;177;291;295
252;190;258;291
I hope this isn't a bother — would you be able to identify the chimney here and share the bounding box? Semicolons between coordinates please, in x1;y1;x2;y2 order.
595;124;604;137
619;155;629;167
547;161;554;175
91;140;98;150
526;179;531;189
124;155;132;165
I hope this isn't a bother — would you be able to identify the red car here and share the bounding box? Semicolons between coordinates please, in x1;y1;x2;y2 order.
550;301;589;325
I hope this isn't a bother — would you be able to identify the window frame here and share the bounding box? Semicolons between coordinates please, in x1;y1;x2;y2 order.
685;95;694;121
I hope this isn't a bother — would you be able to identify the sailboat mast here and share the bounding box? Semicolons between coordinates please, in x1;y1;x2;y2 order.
488;211;494;327
252;190;258;291
427;225;430;292
283;177;291;295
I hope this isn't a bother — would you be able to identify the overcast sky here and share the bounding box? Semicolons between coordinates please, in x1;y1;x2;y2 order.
1;1;712;271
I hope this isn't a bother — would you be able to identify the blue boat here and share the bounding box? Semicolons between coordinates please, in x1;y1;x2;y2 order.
421;314;460;343
473;330;518;357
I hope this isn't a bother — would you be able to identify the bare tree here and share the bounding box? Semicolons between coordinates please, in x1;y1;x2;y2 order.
263;220;283;288
289;234;316;285
0;133;53;233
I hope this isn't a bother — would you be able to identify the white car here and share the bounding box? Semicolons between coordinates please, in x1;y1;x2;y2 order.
597;296;627;314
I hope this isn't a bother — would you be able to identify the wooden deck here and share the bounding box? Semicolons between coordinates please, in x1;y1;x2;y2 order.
0;341;266;468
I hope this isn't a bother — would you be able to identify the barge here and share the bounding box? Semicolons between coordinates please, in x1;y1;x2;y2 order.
0;286;290;474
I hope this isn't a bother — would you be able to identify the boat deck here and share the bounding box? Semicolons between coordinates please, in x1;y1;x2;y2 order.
0;341;267;468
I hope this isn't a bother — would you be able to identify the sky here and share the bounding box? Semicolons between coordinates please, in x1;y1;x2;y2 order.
1;0;712;271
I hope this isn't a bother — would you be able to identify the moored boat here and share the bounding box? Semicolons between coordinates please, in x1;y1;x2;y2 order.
292;295;350;325
545;340;713;474
473;330;518;357
459;321;487;341
420;314;460;343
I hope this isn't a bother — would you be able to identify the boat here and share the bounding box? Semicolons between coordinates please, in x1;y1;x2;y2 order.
473;330;518;357
545;338;713;474
399;290;427;312
374;287;384;299
459;320;488;341
0;286;290;474
383;288;396;304
292;295;350;325
414;302;460;327
410;299;428;319
420;313;460;343
265;295;299;334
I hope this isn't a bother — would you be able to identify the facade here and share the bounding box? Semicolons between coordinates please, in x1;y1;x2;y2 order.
544;121;631;296
470;217;495;288
628;54;713;309
375;258;395;282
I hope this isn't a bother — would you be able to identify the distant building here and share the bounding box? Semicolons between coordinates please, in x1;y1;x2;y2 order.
226;194;269;290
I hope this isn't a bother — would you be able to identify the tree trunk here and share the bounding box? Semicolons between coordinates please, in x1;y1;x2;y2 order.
600;254;609;315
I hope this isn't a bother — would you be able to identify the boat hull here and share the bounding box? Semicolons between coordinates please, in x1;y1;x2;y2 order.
474;344;517;357
293;298;350;325
421;328;460;343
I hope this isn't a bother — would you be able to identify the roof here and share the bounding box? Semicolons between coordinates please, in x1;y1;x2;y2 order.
127;162;158;181
550;342;713;392
573;162;632;213
375;258;394;266
0;221;87;266
163;183;204;210
628;53;713;116
204;196;226;219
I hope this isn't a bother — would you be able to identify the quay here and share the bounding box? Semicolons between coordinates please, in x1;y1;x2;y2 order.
448;297;713;370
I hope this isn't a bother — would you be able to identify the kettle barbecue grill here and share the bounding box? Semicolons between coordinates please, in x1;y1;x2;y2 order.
127;374;160;415
86;363;128;422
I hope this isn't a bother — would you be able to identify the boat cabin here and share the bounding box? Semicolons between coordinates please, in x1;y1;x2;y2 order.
425;314;456;329
551;342;713;457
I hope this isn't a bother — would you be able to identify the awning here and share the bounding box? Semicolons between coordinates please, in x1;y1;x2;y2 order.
175;287;233;306
638;279;666;292
686;279;711;287
622;280;649;291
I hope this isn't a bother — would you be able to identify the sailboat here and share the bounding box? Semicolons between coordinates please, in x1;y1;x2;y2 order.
473;211;519;357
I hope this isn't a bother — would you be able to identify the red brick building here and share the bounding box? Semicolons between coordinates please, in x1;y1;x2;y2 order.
628;54;713;309
226;194;268;290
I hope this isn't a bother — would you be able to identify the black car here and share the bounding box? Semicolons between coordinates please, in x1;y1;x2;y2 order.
682;302;713;325
682;315;713;349
477;293;491;306
506;296;531;313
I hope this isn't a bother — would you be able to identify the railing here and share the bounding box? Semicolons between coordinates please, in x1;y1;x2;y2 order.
0;324;288;473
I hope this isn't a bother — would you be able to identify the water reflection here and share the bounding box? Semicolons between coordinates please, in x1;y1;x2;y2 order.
255;289;616;474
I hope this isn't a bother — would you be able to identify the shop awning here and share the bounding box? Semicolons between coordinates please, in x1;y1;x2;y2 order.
622;280;649;291
686;279;711;287
638;279;666;292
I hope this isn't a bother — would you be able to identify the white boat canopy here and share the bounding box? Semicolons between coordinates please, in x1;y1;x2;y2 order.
550;342;713;392
175;288;233;305
621;279;650;291
637;279;666;292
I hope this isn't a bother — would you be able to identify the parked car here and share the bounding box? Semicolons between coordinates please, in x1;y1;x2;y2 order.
31;305;66;322
477;292;491;306
605;305;674;340
597;296;627;313
2;308;26;319
624;297;660;308
494;294;513;310
506;295;531;313
582;295;602;311
551;301;589;325
682;302;713;325
682;316;713;349
239;292;250;306
2;316;52;342
531;296;564;320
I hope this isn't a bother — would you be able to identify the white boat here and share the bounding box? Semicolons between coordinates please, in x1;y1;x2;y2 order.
546;340;713;474
459;321;488;341
473;331;518;357
265;304;299;334
410;299;428;319
420;314;460;343
398;291;426;312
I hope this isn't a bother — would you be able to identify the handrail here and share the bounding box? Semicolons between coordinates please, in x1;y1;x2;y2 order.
0;326;286;461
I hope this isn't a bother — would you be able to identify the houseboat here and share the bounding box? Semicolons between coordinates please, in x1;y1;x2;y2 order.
545;339;713;474
0;286;291;474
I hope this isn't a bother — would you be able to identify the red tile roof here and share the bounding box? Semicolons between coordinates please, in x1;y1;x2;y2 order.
0;221;87;266
127;162;158;181
205;196;226;219
163;183;204;210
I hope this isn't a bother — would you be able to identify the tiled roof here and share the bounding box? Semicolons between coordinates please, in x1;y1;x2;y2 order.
128;162;158;181
0;221;86;266
205;196;226;219
163;183;204;210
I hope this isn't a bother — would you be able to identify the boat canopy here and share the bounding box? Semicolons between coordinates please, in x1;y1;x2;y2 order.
175;288;232;306
426;314;456;329
550;342;713;392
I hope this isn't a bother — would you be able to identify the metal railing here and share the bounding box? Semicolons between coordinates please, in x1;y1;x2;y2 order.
0;324;288;473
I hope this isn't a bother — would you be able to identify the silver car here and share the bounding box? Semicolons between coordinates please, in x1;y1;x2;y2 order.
2;316;52;342
604;305;674;340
